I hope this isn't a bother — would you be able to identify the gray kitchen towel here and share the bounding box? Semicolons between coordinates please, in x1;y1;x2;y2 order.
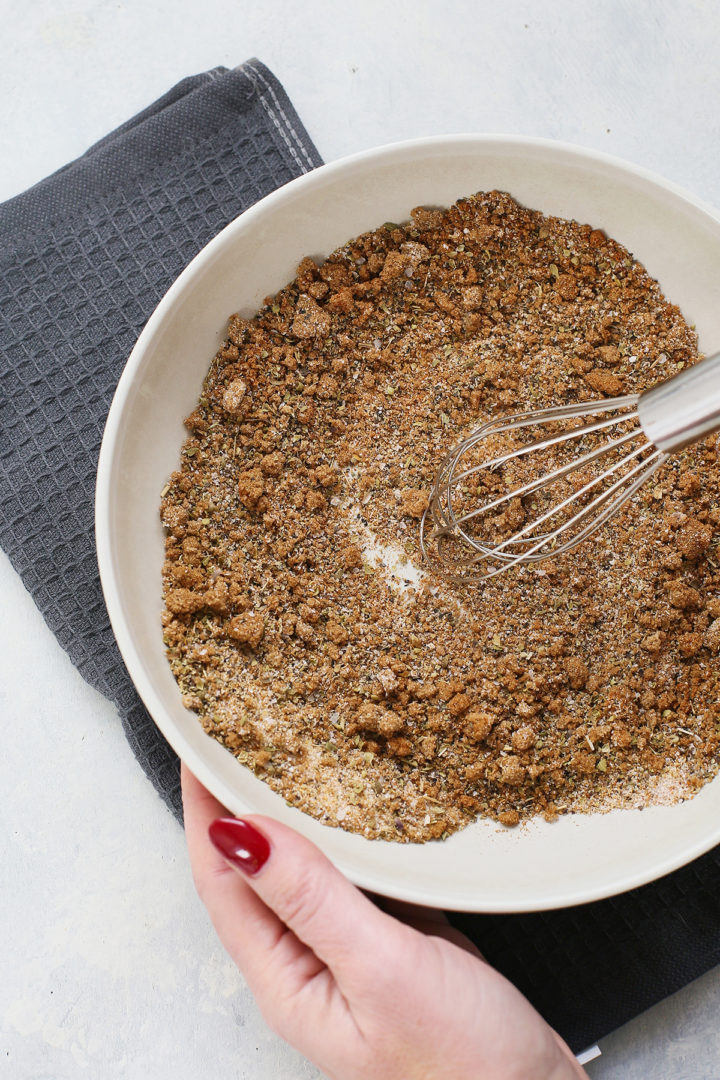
0;60;323;820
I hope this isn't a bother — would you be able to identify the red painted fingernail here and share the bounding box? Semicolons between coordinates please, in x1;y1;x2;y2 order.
208;818;271;875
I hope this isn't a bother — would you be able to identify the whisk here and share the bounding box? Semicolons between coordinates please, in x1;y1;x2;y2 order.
419;352;720;582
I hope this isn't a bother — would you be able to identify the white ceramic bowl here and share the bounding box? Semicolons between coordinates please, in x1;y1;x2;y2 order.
96;135;720;912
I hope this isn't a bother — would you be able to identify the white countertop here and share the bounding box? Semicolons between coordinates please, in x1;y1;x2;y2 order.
2;2;720;1077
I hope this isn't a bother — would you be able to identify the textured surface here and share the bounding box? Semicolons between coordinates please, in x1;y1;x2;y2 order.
0;552;322;1080
0;60;322;822
3;4;720;1077
1;41;718;1066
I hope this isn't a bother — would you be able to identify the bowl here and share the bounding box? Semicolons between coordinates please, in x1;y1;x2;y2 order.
96;135;720;912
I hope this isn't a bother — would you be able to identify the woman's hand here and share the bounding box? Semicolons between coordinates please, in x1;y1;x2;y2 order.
182;764;587;1080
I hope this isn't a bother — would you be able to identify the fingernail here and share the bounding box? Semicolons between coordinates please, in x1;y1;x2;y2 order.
208;817;271;875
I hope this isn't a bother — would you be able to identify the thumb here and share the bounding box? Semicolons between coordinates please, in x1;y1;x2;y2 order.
209;814;407;991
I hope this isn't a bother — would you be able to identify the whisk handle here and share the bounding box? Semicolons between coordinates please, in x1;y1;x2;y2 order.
637;350;720;452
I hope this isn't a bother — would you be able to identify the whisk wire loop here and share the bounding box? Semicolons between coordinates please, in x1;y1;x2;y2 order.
419;391;671;583
421;352;720;583
461;446;667;580
439;420;643;536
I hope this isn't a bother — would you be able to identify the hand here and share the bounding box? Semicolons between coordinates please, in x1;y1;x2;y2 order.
182;764;587;1080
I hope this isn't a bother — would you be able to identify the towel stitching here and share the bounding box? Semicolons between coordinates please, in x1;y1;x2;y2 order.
1;72;312;254
245;61;317;172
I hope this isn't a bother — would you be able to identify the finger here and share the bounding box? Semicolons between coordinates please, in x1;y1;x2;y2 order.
373;895;449;923
181;764;282;949
374;896;486;958
208;810;409;995
181;765;325;990
182;763;237;887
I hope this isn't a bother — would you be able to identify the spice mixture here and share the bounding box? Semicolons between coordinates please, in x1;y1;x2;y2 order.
160;191;720;841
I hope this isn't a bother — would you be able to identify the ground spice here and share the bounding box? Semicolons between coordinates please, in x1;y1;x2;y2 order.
160;191;720;842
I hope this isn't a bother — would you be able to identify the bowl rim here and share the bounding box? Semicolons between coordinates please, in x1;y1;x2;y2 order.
96;133;720;911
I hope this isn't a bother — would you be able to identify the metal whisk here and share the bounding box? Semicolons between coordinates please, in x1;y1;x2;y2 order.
420;352;720;582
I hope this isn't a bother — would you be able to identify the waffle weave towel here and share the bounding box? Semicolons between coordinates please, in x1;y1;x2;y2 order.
0;60;322;819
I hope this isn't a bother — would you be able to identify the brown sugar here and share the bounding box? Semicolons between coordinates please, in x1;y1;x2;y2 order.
160;190;720;843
